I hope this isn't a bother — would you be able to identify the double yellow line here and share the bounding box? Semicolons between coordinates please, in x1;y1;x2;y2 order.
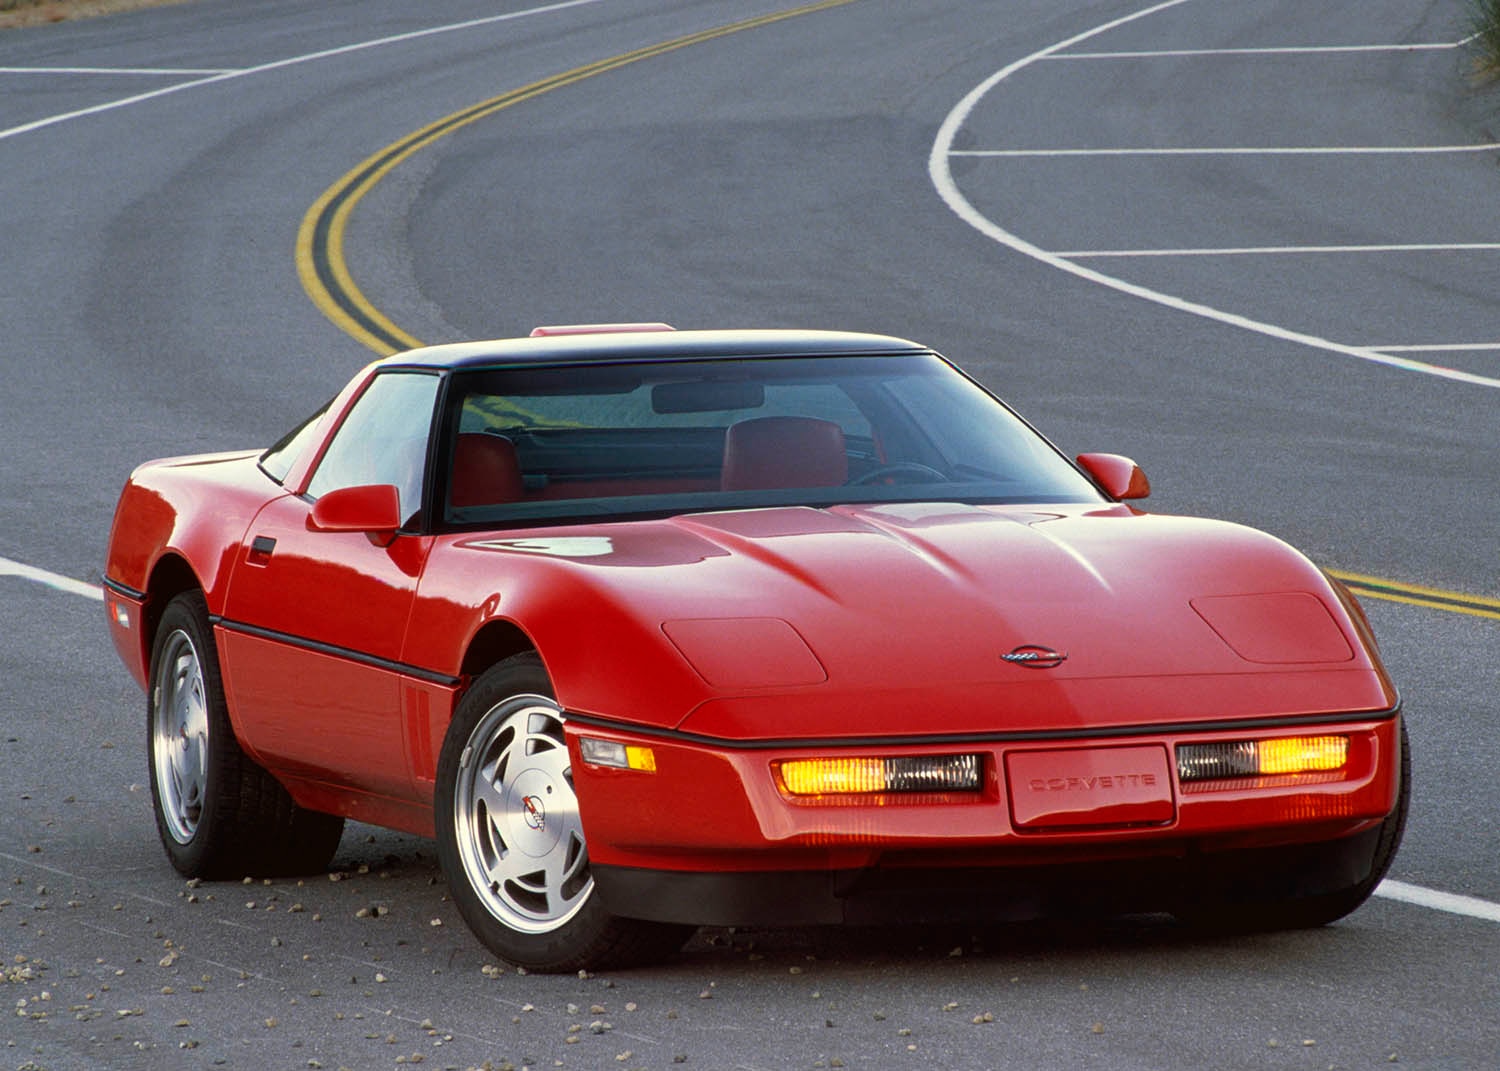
295;0;857;355
293;0;1498;624
1331;570;1500;621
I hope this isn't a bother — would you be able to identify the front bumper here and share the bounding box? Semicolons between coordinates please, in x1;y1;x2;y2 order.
567;711;1402;925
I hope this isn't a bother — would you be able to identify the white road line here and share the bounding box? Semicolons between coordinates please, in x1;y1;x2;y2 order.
953;144;1500;157
0;0;604;143
923;2;1500;925
1056;242;1500;258
1375;880;1500;924
1048;42;1467;59
926;0;1500;390
0;555;102;601
5;0;1497;933
1373;342;1500;352
0;66;237;75
5;555;1499;926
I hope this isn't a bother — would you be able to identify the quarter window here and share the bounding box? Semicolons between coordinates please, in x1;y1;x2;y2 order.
259;401;330;485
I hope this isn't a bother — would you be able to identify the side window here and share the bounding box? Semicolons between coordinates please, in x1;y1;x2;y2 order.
306;372;440;527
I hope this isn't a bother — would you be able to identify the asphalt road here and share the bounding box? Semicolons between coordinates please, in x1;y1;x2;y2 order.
1;1;1497;1068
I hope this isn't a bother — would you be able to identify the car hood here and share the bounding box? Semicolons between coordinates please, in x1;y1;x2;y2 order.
459;502;1393;738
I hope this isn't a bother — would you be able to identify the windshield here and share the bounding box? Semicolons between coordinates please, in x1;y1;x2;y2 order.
437;353;1103;526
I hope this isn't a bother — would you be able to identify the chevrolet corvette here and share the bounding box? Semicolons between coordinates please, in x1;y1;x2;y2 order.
103;325;1406;971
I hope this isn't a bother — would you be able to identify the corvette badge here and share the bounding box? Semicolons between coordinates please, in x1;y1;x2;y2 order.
1002;645;1068;669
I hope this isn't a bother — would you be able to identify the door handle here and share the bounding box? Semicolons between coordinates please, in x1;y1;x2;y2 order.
246;535;277;566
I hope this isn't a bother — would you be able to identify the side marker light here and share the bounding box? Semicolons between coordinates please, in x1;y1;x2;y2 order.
579;737;656;772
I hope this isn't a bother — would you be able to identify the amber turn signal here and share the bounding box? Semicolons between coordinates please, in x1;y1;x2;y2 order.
774;754;981;796
1176;736;1348;782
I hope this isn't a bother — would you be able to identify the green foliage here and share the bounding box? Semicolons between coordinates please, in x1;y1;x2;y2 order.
1471;0;1500;83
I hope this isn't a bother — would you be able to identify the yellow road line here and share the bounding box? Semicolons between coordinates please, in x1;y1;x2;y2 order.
295;0;858;355
1330;569;1500;621
292;2;1497;629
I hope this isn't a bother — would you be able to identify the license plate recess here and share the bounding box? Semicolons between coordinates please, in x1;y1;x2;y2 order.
1005;745;1175;830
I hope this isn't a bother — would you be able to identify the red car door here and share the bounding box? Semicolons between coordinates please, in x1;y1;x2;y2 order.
217;496;432;799
215;370;441;802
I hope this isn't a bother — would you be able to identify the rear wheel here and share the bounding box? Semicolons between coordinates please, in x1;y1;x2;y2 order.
435;653;691;972
1178;722;1410;931
147;591;344;879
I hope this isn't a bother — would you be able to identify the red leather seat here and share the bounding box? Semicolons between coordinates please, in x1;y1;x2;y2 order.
450;434;524;507
720;417;848;491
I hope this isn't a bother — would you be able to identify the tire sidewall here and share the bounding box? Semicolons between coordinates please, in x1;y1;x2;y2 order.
435;653;615;970
146;591;224;876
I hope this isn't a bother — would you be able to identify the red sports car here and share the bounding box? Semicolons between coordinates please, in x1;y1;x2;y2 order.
103;326;1406;971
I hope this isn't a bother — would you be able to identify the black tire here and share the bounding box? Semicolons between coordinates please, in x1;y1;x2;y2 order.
1177;722;1410;932
147;591;345;879
435;652;692;972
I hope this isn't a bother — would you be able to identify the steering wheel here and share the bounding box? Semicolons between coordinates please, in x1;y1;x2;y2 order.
847;462;948;486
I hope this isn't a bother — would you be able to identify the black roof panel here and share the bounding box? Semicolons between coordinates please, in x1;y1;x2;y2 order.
376;329;933;371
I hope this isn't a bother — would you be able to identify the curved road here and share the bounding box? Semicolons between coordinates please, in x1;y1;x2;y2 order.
1;1;1496;1068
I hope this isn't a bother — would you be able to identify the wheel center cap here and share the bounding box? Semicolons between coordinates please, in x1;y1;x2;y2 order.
506;768;562;858
521;794;545;831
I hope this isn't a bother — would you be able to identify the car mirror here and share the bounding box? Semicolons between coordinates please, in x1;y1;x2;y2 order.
1076;453;1151;500
652;379;765;414
307;483;402;537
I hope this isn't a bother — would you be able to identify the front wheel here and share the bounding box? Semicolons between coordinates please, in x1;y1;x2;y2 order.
435;653;691;971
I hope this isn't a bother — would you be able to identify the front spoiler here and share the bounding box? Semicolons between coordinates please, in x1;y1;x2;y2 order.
592;823;1387;927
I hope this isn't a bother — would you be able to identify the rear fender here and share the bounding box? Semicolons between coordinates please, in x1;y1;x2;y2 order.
103;455;287;686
